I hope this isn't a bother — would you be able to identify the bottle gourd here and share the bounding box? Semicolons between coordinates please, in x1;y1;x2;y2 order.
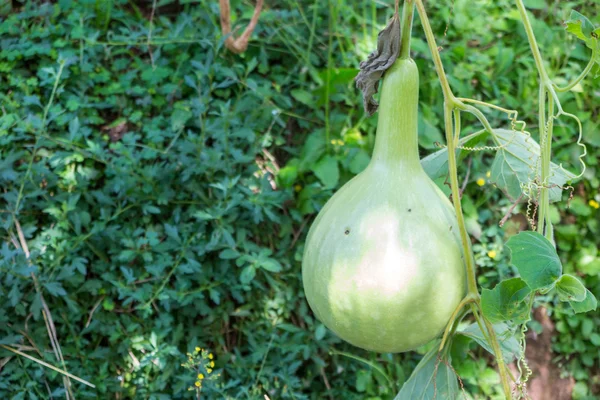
302;58;467;353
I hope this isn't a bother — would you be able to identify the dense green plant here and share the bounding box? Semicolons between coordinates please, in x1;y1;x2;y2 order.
0;1;598;399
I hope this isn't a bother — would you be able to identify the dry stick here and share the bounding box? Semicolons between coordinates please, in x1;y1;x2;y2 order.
0;345;95;388
319;367;334;400
147;0;158;69
85;296;106;329
14;218;74;399
219;0;264;54
499;193;524;227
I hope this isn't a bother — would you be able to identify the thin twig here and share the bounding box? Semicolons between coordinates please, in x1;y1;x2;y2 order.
289;217;309;250
499;193;524;227
319;367;334;400
0;345;95;388
14;218;74;398
147;0;158;69
85;296;105;329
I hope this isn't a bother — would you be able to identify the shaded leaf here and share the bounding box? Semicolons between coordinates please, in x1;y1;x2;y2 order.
458;323;520;363
570;289;598;313
421;131;488;181
490;129;575;203
395;344;459;400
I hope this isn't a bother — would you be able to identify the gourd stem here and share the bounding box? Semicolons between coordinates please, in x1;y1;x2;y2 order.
414;0;453;102
399;0;415;60
475;304;513;397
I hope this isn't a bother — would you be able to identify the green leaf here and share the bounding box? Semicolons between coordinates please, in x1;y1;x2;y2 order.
481;277;531;324
565;11;596;45
569;289;598;314
219;249;239;260
394;344;459;400
277;163;299;188
348;150;370;174
506;231;562;290
0;335;23;345
260;259;282;273
240;266;256;284
43;282;67;297
523;0;546;9
556;274;587;302
458;323;520;363
490;129;576;203
315;324;327;340
290;89;314;107
311;155;339;189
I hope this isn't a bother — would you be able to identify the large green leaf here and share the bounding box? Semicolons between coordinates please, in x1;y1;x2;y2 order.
394;345;460;400
506;231;562;290
490;129;575;203
458;323;520;363
311;155;339;188
481;277;531;324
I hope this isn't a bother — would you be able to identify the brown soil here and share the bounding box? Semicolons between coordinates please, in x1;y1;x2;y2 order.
511;307;574;400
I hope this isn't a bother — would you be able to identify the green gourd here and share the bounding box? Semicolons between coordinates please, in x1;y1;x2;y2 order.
302;58;466;353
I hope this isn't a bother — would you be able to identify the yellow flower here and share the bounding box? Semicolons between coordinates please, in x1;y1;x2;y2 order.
206;368;213;374
589;200;600;209
195;347;201;353
210;361;215;368
195;381;202;387
208;353;214;360
476;178;485;187
294;184;302;192
487;250;497;259
197;373;204;380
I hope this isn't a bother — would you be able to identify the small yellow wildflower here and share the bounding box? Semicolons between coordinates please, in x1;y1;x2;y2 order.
208;353;214;360
487;250;497;259
206;368;213;374
294;184;302;192
197;373;204;380
195;381;202;387
476;178;485;187
589;200;599;209
210;361;215;368
195;347;201;353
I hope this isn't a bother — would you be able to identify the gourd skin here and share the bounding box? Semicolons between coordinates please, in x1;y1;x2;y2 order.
302;59;466;353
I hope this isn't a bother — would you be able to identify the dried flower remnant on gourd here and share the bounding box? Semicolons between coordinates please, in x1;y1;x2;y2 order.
355;14;401;116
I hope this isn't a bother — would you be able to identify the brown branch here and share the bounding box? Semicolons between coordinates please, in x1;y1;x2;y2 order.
499;193;524;227
219;0;264;54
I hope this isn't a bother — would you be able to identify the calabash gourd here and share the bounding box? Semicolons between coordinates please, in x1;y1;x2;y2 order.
302;58;467;353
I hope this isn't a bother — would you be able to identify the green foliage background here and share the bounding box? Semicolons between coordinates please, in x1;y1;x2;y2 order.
0;0;598;399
